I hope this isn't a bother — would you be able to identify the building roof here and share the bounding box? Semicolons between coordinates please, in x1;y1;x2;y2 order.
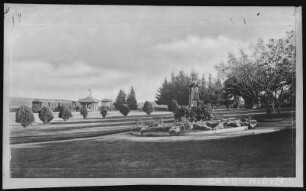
78;96;99;103
101;98;112;102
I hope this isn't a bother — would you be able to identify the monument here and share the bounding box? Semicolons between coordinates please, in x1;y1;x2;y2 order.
189;79;204;108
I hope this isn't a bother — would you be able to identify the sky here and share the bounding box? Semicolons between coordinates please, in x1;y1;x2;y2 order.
4;4;296;102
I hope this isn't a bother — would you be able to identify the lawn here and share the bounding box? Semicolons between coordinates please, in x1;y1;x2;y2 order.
10;128;295;178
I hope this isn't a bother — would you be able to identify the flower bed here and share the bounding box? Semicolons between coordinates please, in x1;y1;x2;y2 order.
132;116;257;136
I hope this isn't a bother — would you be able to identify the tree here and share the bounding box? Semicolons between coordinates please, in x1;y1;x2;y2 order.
155;78;173;109
216;31;296;114
100;105;108;118
15;105;35;127
216;50;261;109
202;73;224;107
214;78;225;108
199;74;207;100
38;106;53;124
127;87;138;110
114;90;127;110
143;101;153;115
120;104;130;116
254;31;296;115
59;107;72;121
155;70;191;109
190;70;199;81
156;71;226;109
80;107;88;119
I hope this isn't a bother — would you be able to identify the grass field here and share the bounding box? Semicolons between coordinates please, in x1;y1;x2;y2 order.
10;128;295;178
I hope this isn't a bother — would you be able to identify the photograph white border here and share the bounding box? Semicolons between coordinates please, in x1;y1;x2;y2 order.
2;5;303;189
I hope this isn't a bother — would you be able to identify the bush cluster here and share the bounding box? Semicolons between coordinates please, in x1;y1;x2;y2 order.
58;106;72;121
38;106;54;124
119;104;130;116
80;107;88;119
114;89;131;116
174;106;190;121
15;105;35;127
75;105;81;112
143;101;153;115
100;105;108;118
174;102;212;122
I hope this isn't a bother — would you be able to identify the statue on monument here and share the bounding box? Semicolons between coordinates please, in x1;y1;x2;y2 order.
189;80;201;107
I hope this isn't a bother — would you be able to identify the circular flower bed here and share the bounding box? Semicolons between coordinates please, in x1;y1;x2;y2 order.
132;117;257;137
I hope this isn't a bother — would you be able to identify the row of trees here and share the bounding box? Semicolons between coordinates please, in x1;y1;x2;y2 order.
155;71;234;110
113;87;138;115
113;87;155;116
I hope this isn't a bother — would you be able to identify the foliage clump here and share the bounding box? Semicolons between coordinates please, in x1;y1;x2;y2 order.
127;87;138;110
217;31;296;115
143;101;154;115
114;89;133;116
80;107;88;119
38;106;53;124
100;105;108;118
174;103;212;122
58;106;72;121
15;105;35;127
119;104;130;116
113;90;127;111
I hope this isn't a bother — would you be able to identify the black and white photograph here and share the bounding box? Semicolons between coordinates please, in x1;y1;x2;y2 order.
3;4;303;188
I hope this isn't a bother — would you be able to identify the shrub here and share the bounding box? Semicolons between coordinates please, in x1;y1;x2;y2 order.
187;104;212;122
15;105;35;127
174;103;212;122
171;99;180;113
80;107;88;119
174;106;190;121
119;104;130;116
100;105;108;118
58;107;72;121
143;101;153;115
188;102;212;121
38;106;54;124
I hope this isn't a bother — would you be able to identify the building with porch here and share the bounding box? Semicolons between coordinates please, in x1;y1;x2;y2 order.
78;96;99;111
